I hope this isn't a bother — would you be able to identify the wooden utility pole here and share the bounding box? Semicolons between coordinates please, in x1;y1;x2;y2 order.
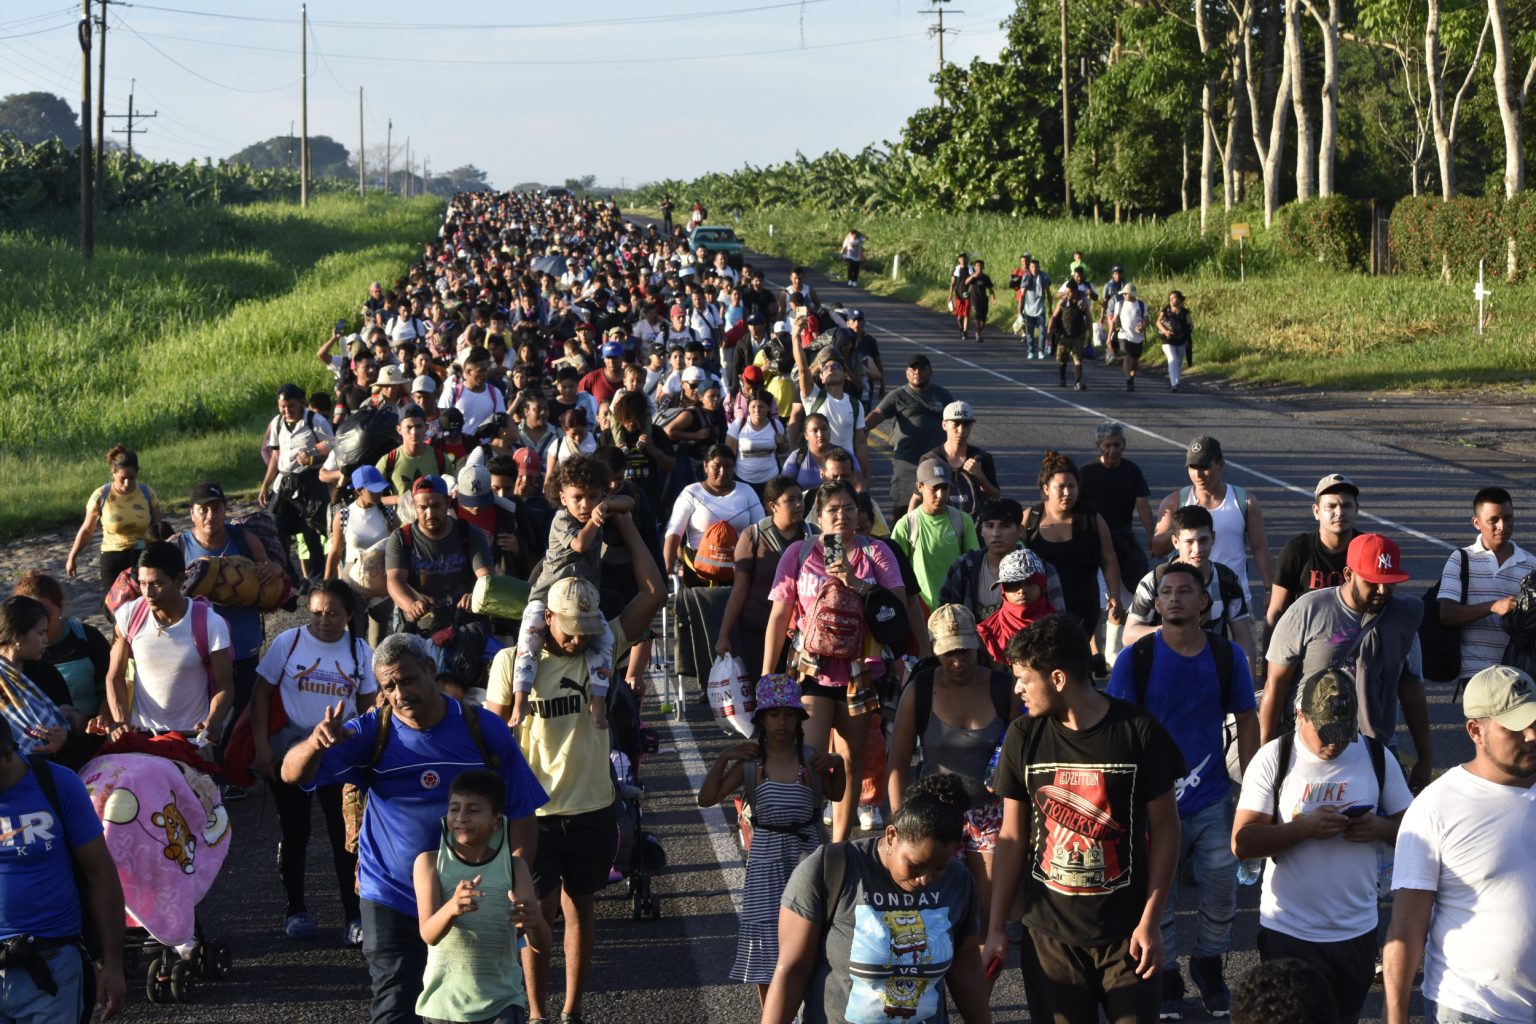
107;85;156;161
358;87;365;195
94;0;106;210
300;3;309;208
919;2;963;105
385;118;392;194
1060;0;1073;216
79;0;93;259
405;136;411;198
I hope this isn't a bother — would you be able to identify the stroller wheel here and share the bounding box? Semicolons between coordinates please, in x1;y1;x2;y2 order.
169;959;195;1003
200;938;232;980
145;958;170;1004
630;891;644;920
648;895;663;920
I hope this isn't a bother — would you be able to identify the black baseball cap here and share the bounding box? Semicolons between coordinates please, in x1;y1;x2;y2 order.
190;482;227;506
907;354;932;369
1186;435;1224;467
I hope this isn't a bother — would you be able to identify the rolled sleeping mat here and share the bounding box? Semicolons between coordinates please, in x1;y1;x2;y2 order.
471;574;531;620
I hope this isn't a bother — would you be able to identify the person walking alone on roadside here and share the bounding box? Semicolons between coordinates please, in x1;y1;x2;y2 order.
1156;292;1192;393
840;229;865;287
963;260;996;344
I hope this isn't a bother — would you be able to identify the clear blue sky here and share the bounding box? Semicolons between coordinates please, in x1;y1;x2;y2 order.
0;1;1011;188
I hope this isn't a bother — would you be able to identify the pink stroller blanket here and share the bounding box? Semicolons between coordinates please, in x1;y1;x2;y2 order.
80;752;233;951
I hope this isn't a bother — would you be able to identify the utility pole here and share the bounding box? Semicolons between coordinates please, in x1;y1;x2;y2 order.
1060;0;1073;216
423;155;430;196
920;2;962;105
106;82;156;161
385;118;391;194
300;2;309;208
288;120;294;172
405;136;411;198
78;0;93;259
94;0;106;211
358;86;364;195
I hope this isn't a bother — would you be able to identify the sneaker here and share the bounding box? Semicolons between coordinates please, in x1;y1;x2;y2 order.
284;912;319;941
1126;378;1135;391
1074;381;1086;391
345;919;364;947
1160;969;1186;1021
823;806;834;827
221;783;248;803
1170;382;1180;393
858;805;883;830
1190;955;1231;1017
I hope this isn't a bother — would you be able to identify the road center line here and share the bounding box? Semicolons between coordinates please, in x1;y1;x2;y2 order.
856;310;1454;552
665;711;745;915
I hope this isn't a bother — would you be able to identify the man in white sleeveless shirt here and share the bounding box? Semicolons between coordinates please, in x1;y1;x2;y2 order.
1152;434;1272;609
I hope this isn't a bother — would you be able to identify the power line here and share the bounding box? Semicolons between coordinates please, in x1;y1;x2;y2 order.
120;26;924;67
116;0;827;30
306;17;345;92
111;14;298;93
0;17;81;41
0;7;77;30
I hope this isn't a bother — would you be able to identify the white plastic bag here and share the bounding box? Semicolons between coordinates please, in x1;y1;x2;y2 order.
707;655;757;737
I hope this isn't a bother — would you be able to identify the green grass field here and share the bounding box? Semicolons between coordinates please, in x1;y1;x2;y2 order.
0;193;443;539
701;206;1536;392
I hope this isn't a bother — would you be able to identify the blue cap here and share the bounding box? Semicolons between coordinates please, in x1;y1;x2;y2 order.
351;465;390;493
601;341;625;359
411;475;449;498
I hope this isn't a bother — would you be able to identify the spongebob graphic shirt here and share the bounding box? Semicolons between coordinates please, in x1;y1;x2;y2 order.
782;837;977;1024
994;698;1182;947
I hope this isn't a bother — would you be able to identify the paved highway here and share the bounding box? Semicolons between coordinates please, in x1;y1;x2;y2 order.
110;240;1533;1023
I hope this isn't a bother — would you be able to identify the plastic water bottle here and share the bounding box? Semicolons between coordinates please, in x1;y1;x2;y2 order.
1236;859;1263;886
983;734;1006;794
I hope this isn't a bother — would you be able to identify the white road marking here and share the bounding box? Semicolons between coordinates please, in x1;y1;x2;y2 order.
666;711;746;914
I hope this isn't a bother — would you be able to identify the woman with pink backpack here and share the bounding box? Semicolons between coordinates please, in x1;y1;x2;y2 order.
760;480;908;843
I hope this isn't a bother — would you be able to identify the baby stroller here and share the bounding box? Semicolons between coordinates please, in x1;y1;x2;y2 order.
78;745;235;1004
607;679;665;920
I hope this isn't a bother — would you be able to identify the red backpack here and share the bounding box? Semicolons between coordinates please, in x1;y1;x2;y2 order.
796;539;867;660
688;519;740;585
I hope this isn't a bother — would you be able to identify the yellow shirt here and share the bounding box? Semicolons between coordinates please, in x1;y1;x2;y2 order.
88;483;159;552
488;620;629;817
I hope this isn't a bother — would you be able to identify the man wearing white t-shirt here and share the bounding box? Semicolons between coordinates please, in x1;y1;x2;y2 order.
1234;668;1412;1023
1385;665;1536;1024
1437;487;1536;680
790;345;870;487
105;541;233;740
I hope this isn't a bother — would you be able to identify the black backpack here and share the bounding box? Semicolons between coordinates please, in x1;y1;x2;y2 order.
334;404;401;473
1128;633;1238;706
1419;549;1469;683
1501;569;1536;679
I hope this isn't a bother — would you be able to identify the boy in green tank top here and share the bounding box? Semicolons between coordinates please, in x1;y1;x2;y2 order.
413;770;551;1024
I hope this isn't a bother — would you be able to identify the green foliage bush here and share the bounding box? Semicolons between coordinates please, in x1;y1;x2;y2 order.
0;136;347;219
1275;196;1367;270
1389;195;1533;281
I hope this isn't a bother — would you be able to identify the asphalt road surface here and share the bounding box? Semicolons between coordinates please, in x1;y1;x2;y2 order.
106;238;1534;1024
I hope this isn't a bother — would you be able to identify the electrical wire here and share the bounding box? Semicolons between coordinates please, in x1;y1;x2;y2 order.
0;7;76;31
0;17;82;41
112;14;299;93
119;26;923;67
116;0;828;31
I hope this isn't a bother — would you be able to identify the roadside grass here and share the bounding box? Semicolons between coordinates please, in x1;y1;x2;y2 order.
0;193;443;539
700;206;1536;391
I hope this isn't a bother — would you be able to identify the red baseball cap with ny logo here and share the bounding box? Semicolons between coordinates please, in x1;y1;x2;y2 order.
1346;533;1412;584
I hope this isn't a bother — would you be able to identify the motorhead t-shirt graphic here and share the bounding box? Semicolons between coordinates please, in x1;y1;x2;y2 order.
1029;762;1137;896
